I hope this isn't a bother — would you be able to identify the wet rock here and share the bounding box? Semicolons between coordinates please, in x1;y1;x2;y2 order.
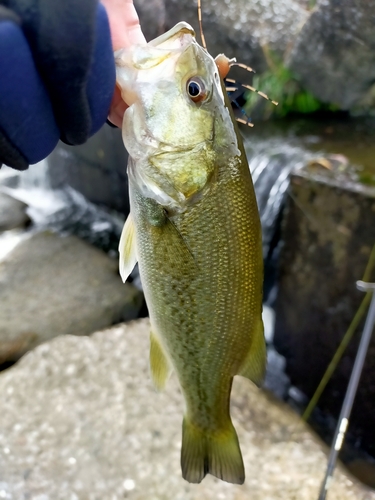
0;191;30;232
0;318;373;499
137;0;309;75
136;0;375;111
0;232;143;364
288;0;375;109
347;459;375;489
274;163;375;456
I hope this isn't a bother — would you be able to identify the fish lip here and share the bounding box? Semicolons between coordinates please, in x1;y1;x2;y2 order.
148;22;196;48
116;22;197;71
115;22;199;108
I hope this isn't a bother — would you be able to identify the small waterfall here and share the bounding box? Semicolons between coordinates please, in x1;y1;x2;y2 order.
0;159;51;189
244;136;318;255
0;161;55;260
0;160;125;257
16;159;51;190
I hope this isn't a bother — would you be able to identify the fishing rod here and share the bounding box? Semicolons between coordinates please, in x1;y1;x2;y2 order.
318;280;375;500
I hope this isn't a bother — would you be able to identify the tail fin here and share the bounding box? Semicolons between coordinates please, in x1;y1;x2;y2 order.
181;417;245;484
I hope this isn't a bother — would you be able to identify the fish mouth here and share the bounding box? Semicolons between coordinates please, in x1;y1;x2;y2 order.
148;22;196;49
115;22;197;73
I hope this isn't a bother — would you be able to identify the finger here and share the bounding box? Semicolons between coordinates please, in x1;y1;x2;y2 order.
103;0;146;127
108;84;127;128
101;0;146;51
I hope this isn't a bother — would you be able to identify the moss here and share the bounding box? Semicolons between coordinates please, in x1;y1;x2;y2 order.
359;172;375;187
244;48;339;119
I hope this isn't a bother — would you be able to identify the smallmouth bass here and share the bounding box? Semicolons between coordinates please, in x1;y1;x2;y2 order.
115;22;266;485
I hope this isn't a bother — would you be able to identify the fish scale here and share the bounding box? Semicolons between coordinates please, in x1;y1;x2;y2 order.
116;22;266;484
129;110;262;438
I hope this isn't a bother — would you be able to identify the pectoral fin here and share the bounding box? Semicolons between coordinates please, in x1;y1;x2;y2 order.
118;213;138;283
150;330;172;391
141;197;198;271
237;317;267;387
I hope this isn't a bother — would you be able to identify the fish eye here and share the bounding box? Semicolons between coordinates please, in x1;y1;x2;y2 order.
186;77;207;103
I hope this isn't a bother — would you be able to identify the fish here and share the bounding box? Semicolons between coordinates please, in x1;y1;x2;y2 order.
115;21;266;485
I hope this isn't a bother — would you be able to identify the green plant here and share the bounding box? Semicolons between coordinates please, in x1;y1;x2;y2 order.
244;48;338;118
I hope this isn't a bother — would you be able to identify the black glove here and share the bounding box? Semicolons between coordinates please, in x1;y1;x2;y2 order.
0;0;116;170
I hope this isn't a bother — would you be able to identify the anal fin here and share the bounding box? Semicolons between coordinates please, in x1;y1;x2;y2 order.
237;316;267;387
118;212;137;283
150;330;172;391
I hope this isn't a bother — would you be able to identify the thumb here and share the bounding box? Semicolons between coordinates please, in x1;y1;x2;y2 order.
101;0;146;50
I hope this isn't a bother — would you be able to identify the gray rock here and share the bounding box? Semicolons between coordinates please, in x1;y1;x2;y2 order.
0;192;30;232
137;0;309;74
0;232;143;364
0;319;373;499
135;0;375;111
288;0;375;109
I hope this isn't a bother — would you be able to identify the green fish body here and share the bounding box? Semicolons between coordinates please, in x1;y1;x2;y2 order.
115;22;266;485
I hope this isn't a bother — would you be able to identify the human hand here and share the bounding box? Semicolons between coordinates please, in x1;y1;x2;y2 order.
0;0;116;170
0;0;145;171
101;0;146;128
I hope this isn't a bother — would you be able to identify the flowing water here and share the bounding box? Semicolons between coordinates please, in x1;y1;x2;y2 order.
0;160;125;260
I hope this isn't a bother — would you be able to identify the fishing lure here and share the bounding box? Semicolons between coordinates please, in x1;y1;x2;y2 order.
196;0;277;127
